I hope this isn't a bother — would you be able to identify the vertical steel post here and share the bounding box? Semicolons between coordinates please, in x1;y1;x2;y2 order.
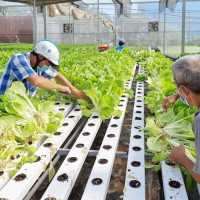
114;4;117;46
97;0;100;45
157;2;160;48
33;0;38;43
181;0;186;54
69;9;72;48
44;5;48;39
163;0;166;54
73;16;74;45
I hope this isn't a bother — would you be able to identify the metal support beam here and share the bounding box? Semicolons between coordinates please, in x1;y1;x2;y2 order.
163;0;166;54
86;0;198;5
69;10;72;48
157;2;160;47
114;4;117;46
73;16;74;45
181;0;186;54
97;0;100;45
57;149;154;159
33;0;38;43
43;5;48;39
57;149;129;158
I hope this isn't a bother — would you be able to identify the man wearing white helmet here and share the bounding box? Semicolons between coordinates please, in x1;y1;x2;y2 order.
0;39;88;100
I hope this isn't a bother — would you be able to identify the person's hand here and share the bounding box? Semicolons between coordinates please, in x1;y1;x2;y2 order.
59;86;71;97
72;88;89;101
162;93;179;112
169;144;186;165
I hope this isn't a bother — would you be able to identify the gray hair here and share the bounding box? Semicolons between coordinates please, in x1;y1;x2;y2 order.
171;55;200;94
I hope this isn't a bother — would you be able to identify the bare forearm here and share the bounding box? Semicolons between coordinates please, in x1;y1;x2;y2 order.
55;73;76;91
27;75;63;91
54;73;89;100
181;155;200;183
36;77;63;90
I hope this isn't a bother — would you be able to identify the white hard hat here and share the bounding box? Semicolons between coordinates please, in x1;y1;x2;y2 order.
34;39;60;67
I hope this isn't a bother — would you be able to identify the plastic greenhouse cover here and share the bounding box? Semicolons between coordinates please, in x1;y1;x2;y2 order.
2;0;79;6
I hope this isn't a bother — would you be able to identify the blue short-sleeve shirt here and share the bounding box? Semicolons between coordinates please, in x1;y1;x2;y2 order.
116;46;125;52
0;52;58;96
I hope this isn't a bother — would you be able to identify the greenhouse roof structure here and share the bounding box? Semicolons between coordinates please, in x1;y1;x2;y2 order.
2;0;200;7
2;0;81;6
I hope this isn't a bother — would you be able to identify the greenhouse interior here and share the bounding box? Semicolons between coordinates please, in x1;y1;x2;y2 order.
0;0;200;200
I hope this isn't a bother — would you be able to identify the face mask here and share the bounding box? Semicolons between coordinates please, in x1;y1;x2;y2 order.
178;86;190;106
37;65;49;72
179;96;190;106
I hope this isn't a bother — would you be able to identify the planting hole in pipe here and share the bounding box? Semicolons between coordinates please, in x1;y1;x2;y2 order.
107;134;115;138
92;116;99;119
67;157;77;163
92;178;103;185
76;143;84;148
131;161;141;167
34;156;41;162
136;111;142;114
134;135;141;139
54;132;62;136
63;123;69;126
57;173;68;182
169;180;181;189
129;180;141;188
98;159;108;164
103;145;112;150
132;146;141;151
43;143;52;148
111;124;118;128
88;123;95;127
82;132;90;136
14;173;26;181
134;126;141;129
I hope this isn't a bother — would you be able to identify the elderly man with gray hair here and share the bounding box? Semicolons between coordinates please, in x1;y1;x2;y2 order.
169;55;200;188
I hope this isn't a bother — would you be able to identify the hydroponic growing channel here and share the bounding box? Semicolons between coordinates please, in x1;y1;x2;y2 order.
0;45;199;200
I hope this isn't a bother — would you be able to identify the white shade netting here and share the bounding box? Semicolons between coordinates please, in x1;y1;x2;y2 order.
159;0;180;13
48;3;92;24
